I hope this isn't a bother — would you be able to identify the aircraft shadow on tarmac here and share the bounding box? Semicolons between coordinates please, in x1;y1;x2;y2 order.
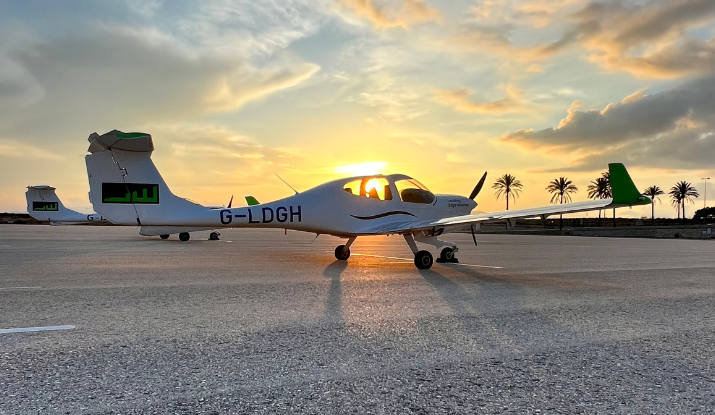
417;267;583;352
323;261;347;324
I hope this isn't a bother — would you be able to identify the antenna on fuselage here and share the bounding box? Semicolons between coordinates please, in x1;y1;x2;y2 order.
275;174;299;195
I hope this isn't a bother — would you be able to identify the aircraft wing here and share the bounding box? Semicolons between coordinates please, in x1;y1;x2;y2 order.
368;163;651;235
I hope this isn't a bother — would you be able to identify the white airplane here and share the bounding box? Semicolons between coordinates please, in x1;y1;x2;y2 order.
26;184;223;240
26;185;106;224
85;130;651;269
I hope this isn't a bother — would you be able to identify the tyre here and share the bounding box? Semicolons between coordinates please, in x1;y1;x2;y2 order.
414;250;433;269
209;232;220;240
179;232;190;242
160;234;170;240
334;245;350;260
440;247;455;261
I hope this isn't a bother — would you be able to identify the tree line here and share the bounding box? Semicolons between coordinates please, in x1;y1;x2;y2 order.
491;172;703;228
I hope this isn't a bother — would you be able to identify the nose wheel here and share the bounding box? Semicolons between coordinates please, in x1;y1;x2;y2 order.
334;236;357;261
209;231;220;241
334;245;351;260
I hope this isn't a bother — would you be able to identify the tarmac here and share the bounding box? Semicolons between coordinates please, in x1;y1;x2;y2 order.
1;225;714;414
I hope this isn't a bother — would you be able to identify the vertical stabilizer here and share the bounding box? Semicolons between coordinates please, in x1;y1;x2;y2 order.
25;186;94;223
85;130;206;226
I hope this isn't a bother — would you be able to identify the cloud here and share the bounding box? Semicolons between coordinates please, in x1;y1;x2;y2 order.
336;0;442;29
499;74;715;169
147;124;302;194
621;88;648;105
435;86;524;114
453;0;715;79
0;139;61;159
0;25;319;142
536;0;715;78
470;0;585;28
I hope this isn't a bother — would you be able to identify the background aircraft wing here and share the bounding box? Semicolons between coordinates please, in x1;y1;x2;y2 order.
367;163;651;235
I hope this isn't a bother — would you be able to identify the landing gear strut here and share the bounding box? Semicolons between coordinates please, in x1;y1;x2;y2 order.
403;233;459;269
209;231;220;241
179;232;190;242
334;236;356;261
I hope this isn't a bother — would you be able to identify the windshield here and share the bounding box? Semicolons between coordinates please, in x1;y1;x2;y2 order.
394;178;435;204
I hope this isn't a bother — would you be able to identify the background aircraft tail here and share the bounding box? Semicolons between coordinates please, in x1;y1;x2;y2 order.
85;130;206;226
25;186;93;223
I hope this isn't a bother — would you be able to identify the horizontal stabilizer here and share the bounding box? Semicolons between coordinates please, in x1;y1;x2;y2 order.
87;130;154;153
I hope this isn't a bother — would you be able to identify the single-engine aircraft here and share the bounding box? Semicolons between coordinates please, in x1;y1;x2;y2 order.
85;130;651;269
26;185;106;224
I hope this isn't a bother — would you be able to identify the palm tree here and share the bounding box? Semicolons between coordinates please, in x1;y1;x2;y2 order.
601;171;616;226
669;191;682;219
546;177;578;230
492;174;523;211
642;186;664;225
669;181;699;222
587;177;610;226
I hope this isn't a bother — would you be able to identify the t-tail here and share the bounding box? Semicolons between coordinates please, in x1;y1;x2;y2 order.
85;130;217;235
25;185;103;224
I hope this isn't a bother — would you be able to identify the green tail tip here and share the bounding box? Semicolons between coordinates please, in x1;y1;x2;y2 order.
245;196;260;206
608;163;651;206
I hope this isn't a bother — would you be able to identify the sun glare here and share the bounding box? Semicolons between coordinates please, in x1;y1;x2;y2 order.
334;161;388;177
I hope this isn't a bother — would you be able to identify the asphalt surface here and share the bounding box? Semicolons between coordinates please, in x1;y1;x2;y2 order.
1;225;715;414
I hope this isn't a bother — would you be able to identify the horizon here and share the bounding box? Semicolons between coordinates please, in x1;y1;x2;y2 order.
1;1;713;218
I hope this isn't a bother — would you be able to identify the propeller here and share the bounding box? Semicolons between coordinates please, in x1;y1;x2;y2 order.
227;195;233;209
468;172;488;200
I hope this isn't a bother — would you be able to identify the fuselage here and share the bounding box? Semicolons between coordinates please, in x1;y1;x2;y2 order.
132;174;477;236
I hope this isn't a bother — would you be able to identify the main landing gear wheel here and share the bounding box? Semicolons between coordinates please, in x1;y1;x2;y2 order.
179;232;190;242
334;245;351;261
436;247;458;263
209;232;220;241
160;234;170;240
414;250;433;270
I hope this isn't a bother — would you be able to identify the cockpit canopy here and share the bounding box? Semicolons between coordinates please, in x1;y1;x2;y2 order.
394;178;435;204
342;175;435;204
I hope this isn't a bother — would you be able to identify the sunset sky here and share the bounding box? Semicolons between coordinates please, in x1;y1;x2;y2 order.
1;0;714;218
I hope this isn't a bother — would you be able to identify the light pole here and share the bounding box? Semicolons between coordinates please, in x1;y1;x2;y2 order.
703;177;710;209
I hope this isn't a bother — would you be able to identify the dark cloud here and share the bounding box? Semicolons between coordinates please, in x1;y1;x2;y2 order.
500;74;715;170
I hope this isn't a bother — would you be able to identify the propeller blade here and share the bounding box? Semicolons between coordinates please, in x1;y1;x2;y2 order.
469;172;488;200
227;195;234;208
